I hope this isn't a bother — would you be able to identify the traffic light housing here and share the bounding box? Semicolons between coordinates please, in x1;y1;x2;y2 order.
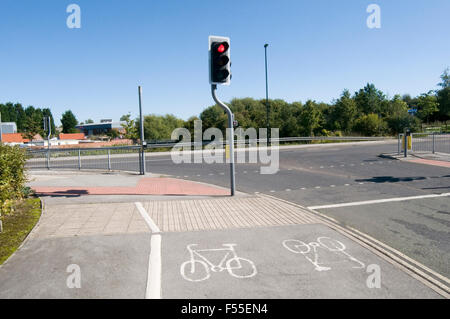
209;36;230;85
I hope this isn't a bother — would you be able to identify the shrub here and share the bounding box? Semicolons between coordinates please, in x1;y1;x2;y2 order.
353;114;387;136
0;144;27;215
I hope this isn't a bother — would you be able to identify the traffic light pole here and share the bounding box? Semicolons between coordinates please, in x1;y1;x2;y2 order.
138;86;146;175
211;84;235;196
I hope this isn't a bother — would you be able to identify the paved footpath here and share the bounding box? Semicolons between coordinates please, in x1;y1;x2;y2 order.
0;172;447;298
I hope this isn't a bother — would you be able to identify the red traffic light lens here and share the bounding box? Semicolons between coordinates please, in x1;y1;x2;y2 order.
215;42;229;54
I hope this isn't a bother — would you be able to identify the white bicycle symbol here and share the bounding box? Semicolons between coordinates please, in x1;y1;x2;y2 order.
180;244;257;282
283;237;365;271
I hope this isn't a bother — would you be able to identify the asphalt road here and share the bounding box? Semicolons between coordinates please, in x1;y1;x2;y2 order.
27;141;450;278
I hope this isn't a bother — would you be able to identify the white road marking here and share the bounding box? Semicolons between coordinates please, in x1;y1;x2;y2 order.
285;189;291;192
330;185;336;188
308;193;450;210
344;184;350;186
270;190;276;193
135;202;161;299
315;186;321;189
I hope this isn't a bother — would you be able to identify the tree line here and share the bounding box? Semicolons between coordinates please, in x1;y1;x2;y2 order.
121;68;449;140
0;103;55;139
2;69;449;141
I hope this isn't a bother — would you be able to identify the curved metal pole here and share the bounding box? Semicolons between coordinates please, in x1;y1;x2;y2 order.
211;84;235;196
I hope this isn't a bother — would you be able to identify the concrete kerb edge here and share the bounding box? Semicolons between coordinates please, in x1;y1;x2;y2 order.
0;196;46;269
257;193;450;298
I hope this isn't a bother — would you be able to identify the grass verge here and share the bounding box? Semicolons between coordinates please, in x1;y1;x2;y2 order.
0;198;42;265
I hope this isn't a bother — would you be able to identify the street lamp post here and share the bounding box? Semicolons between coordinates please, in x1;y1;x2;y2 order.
264;43;270;145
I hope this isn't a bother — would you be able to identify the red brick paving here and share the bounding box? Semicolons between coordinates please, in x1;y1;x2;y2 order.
409;158;450;168
33;177;230;196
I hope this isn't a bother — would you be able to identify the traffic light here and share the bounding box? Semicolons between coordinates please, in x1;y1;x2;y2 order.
209;36;230;85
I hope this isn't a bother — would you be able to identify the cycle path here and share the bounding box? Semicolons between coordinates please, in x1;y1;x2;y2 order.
136;196;445;298
160;224;441;298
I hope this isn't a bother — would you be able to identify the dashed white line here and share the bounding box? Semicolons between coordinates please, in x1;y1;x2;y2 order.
308;193;450;210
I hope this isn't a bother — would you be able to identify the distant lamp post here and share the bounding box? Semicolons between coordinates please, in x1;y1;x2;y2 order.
264;43;270;145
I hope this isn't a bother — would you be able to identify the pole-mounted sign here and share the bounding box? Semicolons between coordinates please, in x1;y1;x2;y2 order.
209;35;235;196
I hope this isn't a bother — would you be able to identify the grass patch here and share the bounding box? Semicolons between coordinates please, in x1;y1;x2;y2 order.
0;198;42;265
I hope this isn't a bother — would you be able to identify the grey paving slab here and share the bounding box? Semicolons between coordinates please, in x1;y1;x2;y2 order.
0;233;150;299
161;224;442;299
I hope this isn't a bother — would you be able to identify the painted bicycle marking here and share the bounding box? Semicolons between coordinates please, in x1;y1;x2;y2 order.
180;244;257;282
282;237;365;271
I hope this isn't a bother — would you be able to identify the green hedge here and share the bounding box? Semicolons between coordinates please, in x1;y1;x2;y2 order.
0;144;27;214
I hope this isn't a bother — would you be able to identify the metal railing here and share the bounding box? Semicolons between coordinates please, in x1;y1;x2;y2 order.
398;133;450;155
26;136;394;172
412;133;450;154
26;145;142;172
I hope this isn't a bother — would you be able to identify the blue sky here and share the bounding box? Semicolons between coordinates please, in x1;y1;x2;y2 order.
1;0;449;125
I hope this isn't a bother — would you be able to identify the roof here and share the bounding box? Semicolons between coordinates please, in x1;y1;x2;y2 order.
59;133;86;140
76;121;125;129
1;133;29;143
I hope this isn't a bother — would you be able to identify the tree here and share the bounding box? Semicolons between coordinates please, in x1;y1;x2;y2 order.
354;83;386;115
23;106;44;139
438;68;450;89
416;92;439;124
436;68;450;120
61;110;78;133
331;90;357;133
120;114;139;141
143;114;184;141
299;100;322;136
353;114;387;136
385;95;413;134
